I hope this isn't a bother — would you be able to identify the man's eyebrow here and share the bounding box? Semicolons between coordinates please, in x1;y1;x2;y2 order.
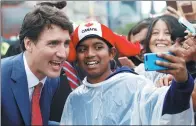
48;38;70;42
48;40;60;43
64;39;71;44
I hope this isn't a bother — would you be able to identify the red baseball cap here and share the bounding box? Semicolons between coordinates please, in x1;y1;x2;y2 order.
67;21;141;62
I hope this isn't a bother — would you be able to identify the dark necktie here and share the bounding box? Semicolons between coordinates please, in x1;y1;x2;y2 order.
31;82;43;125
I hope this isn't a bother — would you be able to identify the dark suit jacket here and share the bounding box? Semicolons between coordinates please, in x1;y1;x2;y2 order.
50;69;72;122
1;53;60;125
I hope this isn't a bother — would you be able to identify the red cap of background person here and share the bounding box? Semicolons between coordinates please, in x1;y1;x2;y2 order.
67;21;141;62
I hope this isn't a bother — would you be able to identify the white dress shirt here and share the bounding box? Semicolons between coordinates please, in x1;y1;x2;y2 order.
23;53;46;101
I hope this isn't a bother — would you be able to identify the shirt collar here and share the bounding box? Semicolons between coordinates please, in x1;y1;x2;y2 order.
23;52;47;89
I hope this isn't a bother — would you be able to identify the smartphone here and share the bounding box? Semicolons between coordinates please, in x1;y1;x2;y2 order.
181;4;193;13
178;1;193;13
166;1;193;13
178;17;196;34
144;52;172;71
166;1;178;10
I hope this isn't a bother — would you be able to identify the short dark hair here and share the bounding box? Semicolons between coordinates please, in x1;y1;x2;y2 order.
128;18;153;41
19;4;73;51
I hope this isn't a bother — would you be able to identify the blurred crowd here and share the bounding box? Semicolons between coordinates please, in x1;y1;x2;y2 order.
1;1;196;125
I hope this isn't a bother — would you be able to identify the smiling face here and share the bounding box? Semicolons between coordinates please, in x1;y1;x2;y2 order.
149;19;172;53
25;24;70;80
76;37;116;84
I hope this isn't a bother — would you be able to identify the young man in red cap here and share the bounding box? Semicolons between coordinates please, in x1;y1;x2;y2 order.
61;21;194;125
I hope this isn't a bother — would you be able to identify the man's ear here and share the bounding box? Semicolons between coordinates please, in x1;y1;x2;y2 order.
109;47;117;60
24;37;33;52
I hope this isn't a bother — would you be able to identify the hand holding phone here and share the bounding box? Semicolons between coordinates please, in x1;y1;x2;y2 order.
144;52;173;71
145;48;188;83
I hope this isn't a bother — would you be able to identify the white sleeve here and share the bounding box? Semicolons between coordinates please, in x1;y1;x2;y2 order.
138;76;194;125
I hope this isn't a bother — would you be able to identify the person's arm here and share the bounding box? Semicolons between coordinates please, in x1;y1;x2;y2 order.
192;80;196;111
162;73;194;115
155;46;194;115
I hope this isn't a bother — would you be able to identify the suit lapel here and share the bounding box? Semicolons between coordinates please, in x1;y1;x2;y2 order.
10;53;31;125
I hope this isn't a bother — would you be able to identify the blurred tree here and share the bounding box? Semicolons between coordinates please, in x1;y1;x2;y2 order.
121;1;137;12
114;22;136;35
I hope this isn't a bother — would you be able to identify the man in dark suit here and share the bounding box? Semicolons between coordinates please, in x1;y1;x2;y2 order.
1;4;73;125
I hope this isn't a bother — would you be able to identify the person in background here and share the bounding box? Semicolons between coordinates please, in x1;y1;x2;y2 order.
135;16;173;74
162;5;196;123
1;37;10;58
164;6;196;80
118;18;153;68
2;38;22;58
128;18;152;44
144;15;185;55
121;15;196;114
60;21;194;125
183;34;196;62
154;30;196;124
140;9;196;119
155;6;196;85
133;15;186;83
1;4;73;125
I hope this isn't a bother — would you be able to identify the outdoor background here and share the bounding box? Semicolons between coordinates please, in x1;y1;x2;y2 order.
1;1;167;39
